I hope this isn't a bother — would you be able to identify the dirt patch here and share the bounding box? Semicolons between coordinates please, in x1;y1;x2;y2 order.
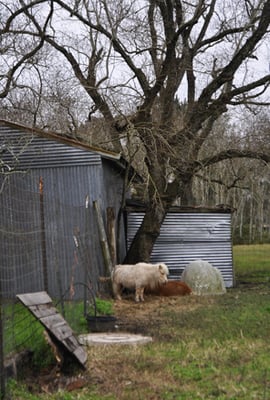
112;293;212;334
82;293;227;398
18;293;204;395
18;286;267;396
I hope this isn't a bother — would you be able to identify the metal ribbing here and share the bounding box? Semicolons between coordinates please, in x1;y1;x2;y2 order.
127;212;234;287
0;121;126;298
0;127;101;168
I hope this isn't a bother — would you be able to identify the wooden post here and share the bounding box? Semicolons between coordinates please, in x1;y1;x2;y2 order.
39;177;48;292
84;195;90;311
107;207;116;267
0;279;5;400
93;200;113;276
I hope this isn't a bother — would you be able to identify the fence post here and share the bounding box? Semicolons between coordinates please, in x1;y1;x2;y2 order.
84;195;90;311
93;200;113;276
0;280;5;399
107;207;116;267
39;177;48;292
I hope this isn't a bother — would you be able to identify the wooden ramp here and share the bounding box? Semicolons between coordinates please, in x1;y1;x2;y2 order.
17;291;87;368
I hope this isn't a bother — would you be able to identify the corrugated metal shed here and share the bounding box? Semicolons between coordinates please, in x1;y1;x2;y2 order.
0;120;126;299
0;119;120;169
126;207;234;288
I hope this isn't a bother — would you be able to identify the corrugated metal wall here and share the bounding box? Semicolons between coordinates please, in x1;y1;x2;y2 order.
0;163;106;299
0;127;101;168
127;211;234;287
0;122;126;299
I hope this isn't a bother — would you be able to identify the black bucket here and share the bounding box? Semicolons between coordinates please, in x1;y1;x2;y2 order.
86;315;117;332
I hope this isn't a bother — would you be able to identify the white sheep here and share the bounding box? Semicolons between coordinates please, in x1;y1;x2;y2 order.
112;262;169;302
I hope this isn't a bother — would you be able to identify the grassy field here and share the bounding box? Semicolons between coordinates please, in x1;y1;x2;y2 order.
233;243;270;284
5;244;270;400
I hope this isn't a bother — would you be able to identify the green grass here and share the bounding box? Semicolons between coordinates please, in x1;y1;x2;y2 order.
6;290;270;399
92;298;114;316
3;298;114;366
5;244;270;399
233;243;270;283
4;302;45;352
60;298;114;334
3;302;56;368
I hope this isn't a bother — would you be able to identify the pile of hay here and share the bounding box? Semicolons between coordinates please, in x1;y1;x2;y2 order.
181;259;226;295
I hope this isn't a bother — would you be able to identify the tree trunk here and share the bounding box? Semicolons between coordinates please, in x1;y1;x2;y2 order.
124;203;166;264
180;180;195;206
124;174;196;264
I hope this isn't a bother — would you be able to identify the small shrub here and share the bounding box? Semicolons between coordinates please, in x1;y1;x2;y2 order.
88;298;114;316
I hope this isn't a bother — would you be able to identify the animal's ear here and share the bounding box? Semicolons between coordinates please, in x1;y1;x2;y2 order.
158;264;163;270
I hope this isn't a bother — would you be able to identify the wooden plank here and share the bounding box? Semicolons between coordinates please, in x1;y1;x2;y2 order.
62;336;80;352
52;325;73;341
40;313;66;327
93;200;113;274
16;292;87;367
107;207;117;266
29;304;58;319
41;316;73;340
73;346;88;365
17;291;52;306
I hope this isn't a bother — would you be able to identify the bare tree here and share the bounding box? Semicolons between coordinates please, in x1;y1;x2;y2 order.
1;0;270;262
193;110;270;243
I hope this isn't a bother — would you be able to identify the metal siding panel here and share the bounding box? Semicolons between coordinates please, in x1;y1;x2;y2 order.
0;175;44;296
127;212;234;287
0;126;101;168
0;122;125;299
35;165;105;297
0;163;106;298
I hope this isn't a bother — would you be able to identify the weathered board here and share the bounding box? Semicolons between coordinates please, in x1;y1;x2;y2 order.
16;291;87;368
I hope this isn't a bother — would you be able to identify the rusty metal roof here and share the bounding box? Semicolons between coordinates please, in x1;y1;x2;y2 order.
0;119;121;161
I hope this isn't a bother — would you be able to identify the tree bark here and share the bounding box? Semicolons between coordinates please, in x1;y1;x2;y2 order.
124;203;166;264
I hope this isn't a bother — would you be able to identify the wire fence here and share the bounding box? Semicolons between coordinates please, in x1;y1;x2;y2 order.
0;176;108;398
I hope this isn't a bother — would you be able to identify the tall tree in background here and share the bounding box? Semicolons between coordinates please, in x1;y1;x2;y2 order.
192;112;270;242
1;0;270;262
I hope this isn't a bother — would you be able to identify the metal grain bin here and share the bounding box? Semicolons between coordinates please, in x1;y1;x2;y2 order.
126;207;234;288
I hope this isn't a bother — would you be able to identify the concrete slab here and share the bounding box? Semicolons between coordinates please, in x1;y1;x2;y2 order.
78;332;153;346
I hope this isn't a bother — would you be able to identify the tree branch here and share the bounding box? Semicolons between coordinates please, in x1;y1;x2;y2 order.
148;1;160;76
204;74;270;114
194;0;217;50
137;0;205;120
0;0;54;99
198;0;270;104
52;0;151;96
197;149;270;170
0;0;46;34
